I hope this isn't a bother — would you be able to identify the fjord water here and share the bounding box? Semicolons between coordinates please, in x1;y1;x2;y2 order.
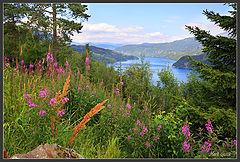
110;56;192;85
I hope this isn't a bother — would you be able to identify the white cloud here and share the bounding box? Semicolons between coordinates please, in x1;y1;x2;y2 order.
71;22;192;44
182;22;225;35
144;32;163;37
82;22;144;33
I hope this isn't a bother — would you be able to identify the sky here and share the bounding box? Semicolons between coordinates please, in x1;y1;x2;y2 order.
71;3;232;44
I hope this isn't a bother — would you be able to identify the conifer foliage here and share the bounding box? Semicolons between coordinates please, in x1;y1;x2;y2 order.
185;3;236;110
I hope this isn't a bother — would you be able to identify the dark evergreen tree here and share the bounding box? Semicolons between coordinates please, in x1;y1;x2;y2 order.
185;3;236;110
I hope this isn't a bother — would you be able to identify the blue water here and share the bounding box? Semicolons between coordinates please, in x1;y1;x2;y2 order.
109;56;192;85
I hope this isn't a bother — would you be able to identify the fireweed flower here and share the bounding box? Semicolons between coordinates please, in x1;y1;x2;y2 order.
33;131;35;134
21;60;24;66
129;129;131;133
39;89;50;98
182;123;190;139
86;85;89;89
38;60;41;67
24;94;31;99
99;81;103;86
30;103;40;107
113;113;116;116
153;137;159;141
16;65;19;70
140;132;145;136
29;64;34;68
157;125;162;130
78;87;82;90
27;100;32;106
201;141;211;153
126;104;131;109
77;71;80;75
65;60;69;67
91;91;96;94
145;143;150;148
12;58;14;62
62;97;69;103
205;119;213;133
85;57;89;65
107;104;111;108
25;68;28;72
182;141;190;152
137;120;141;125
120;81;123;85
53;62;58;68
233;140;237;148
57;110;65;115
49;98;56;105
39;110;46;116
126;136;130;140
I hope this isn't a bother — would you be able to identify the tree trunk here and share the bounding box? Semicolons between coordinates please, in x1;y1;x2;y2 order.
52;4;57;60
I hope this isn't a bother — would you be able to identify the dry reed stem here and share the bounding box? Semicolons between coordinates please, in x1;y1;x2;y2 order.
66;99;109;147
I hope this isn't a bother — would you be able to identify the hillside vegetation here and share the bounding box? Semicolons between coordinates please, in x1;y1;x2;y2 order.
115;37;203;60
71;45;138;63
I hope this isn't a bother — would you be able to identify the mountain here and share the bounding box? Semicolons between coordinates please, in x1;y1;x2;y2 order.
71;42;126;50
71;45;138;63
115;37;203;60
172;53;211;69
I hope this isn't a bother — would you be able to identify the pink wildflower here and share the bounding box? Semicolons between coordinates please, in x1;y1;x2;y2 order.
49;98;56;105
201;141;211;152
137;120;141;125
126;104;131;109
21;60;24;66
85;57;89;65
39;110;46;116
24;94;31;99
120;81;123;85
126;136;130;140
86;85;89;89
153;136;159;141
157;125;161;130
53;62;58;68
78;87;82;90
29;64;34;68
107;104;111;108
57;110;65;115
233;140;237;148
91;91;96;94
145;143;150;148
65;60;69;67
39;89;49;98
99;81;103;86
62;97;69;103
182;123;190;139
33;131;35;134
205;119;213;133
182;141;190;152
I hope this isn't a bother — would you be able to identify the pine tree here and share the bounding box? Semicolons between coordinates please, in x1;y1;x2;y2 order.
185;3;236;110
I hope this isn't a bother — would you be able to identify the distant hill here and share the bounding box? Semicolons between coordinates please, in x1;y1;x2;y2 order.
71;45;138;63
71;42;126;50
172;53;211;69
115;37;203;60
